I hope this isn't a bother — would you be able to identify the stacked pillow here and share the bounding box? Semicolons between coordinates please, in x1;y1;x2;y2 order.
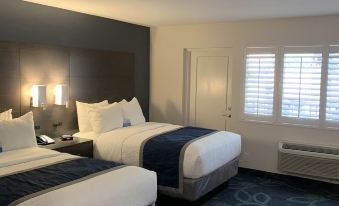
0;97;147;152
120;97;146;126
0;109;12;121
87;103;124;134
0;111;37;152
76;97;146;135
0;109;13;152
76;100;108;133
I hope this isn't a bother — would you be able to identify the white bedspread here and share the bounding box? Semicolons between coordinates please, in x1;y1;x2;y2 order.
0;147;157;206
74;122;241;179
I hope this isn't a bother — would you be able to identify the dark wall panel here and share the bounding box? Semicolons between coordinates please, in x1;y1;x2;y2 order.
20;44;71;136
69;48;135;136
0;0;150;120
70;49;134;104
3;42;135;136
0;42;20;117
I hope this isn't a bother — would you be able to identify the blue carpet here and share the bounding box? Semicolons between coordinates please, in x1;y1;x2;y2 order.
157;169;339;206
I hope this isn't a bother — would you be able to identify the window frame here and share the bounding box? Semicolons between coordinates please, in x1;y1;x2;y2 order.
241;45;339;131
277;46;325;127
324;45;339;129
241;47;278;123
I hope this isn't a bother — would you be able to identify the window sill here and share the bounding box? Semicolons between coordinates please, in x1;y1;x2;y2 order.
240;118;339;132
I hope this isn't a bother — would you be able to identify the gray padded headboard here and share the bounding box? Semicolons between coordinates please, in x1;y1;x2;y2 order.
0;41;135;136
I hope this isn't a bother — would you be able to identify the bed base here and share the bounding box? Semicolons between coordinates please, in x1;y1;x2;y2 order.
159;157;239;201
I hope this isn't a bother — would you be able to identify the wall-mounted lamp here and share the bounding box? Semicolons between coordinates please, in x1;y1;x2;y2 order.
31;85;47;110
54;84;69;108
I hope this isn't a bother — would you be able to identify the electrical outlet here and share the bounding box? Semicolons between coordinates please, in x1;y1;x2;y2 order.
52;122;62;127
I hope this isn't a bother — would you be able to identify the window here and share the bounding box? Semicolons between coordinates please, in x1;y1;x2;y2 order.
242;45;339;130
281;52;322;120
326;47;339;123
243;48;276;121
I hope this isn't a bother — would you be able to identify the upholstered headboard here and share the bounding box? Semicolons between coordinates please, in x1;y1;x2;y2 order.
0;42;20;117
0;41;135;136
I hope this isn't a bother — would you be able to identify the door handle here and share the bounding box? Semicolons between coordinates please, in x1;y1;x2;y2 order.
222;114;232;118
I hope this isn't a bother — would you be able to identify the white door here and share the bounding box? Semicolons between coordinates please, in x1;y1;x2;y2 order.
186;48;232;131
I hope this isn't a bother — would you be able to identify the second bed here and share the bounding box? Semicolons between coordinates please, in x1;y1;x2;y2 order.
74;122;241;201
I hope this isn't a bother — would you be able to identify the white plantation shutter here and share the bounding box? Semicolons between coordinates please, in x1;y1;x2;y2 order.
281;49;322;122
242;45;339;129
243;48;276;121
326;47;339;123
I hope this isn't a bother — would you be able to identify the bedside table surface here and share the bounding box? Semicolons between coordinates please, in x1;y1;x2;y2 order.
39;137;92;150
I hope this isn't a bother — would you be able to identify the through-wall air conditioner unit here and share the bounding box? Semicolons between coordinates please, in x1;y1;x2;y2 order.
278;141;339;181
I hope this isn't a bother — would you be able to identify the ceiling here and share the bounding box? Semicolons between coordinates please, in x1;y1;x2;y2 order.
24;0;339;27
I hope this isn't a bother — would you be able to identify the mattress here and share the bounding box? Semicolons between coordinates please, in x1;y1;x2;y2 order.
0;147;157;206
74;122;241;179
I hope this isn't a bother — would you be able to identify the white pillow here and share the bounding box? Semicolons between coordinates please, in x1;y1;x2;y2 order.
121;97;145;125
0;112;37;152
0;109;15;153
76;100;108;132
119;99;127;104
87;103;123;134
0;109;12;121
119;99;131;127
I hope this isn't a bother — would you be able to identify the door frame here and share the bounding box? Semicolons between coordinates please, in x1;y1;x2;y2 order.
183;47;233;129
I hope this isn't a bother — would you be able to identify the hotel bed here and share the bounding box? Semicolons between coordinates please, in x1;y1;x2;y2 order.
74;122;241;201
0;147;157;206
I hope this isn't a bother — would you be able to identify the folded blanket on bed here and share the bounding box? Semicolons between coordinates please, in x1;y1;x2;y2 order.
141;127;217;193
0;158;124;206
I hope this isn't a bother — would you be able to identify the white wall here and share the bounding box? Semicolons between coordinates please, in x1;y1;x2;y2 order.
150;15;339;173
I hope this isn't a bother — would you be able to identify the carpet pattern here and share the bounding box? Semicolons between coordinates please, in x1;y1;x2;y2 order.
157;169;339;206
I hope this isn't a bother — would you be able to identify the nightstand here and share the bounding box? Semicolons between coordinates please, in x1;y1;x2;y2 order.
39;137;93;158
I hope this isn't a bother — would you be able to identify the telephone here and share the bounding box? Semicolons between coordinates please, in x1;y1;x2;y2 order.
36;135;55;145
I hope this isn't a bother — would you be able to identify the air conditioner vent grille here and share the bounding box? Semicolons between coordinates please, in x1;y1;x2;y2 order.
279;153;339;180
279;142;339;181
282;143;339;155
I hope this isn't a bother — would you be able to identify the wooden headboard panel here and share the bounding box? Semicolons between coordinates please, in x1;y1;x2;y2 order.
0;41;135;136
0;42;20;117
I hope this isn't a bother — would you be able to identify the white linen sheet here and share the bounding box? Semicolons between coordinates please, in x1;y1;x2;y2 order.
0;147;157;206
75;122;241;179
73;131;97;140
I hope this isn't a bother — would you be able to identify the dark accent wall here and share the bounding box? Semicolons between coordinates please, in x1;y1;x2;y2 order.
0;0;149;118
20;43;71;136
0;41;135;136
0;42;20;117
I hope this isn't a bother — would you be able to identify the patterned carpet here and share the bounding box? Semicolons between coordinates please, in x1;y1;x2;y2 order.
156;168;339;206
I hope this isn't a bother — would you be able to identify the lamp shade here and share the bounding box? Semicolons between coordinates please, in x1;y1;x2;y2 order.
31;85;46;108
55;84;69;106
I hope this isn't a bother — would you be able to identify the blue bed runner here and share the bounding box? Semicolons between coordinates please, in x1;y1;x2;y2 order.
0;158;123;206
142;127;216;190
